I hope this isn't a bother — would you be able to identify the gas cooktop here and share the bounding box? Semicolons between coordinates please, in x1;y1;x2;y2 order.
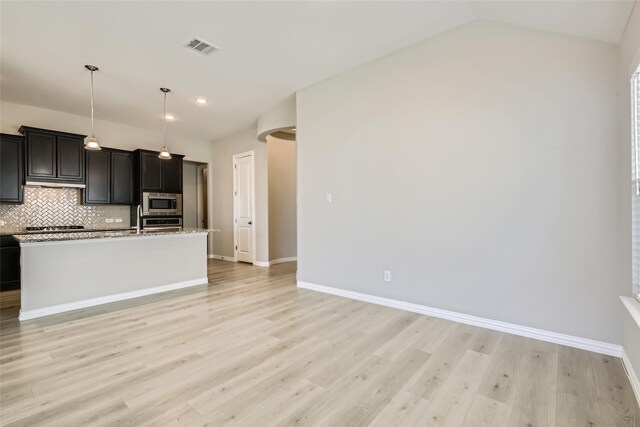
25;225;85;233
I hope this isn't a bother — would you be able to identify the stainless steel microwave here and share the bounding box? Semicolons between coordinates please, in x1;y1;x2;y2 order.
142;192;182;216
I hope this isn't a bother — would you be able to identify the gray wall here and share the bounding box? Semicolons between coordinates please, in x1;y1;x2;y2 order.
210;128;269;263
183;161;198;229
297;21;625;344
620;0;640;381
268;136;297;261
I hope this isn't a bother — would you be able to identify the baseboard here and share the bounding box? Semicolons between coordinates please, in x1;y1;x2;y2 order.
269;257;298;266
208;254;236;262
19;278;209;321
297;281;623;357
253;261;270;267
622;349;640;408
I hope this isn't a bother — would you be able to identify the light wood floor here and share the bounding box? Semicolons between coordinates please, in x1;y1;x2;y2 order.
0;260;638;426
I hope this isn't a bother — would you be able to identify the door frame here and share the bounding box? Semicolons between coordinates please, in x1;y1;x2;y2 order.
232;150;256;264
196;163;208;229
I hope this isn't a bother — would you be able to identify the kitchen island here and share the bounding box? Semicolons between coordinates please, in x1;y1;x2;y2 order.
14;228;209;320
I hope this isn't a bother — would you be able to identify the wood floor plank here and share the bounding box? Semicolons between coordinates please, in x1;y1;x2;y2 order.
477;334;526;404
368;390;431;427
590;353;639;426
321;348;431;426
461;394;512;427
0;259;638;426
416;349;492;427
404;324;478;400
507;341;558;427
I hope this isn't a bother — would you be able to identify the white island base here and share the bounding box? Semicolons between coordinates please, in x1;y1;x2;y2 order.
18;231;208;320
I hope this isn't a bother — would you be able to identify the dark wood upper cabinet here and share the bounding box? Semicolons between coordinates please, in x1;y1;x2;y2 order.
20;126;85;183
84;150;111;204
26;131;56;178
162;156;183;193
111;151;134;205
134;150;184;195
84;148;134;205
57;136;84;180
140;152;163;191
0;134;24;203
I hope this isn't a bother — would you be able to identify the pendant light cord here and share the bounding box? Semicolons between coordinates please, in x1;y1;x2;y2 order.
90;70;95;137
163;91;167;146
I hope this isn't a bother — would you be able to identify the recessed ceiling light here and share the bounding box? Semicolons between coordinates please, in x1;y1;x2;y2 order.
164;113;175;120
195;97;208;105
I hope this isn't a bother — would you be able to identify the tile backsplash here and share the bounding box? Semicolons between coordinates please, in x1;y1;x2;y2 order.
0;187;131;232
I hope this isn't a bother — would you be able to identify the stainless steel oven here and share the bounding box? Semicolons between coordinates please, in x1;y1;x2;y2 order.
142;217;182;231
142;192;182;216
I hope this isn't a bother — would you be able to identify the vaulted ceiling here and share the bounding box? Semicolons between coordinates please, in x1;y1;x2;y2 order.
1;1;635;143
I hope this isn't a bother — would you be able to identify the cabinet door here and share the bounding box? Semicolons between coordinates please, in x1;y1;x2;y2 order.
162;156;183;193
111;151;133;204
84;150;111;204
26;131;56;178
57;136;84;181
140;152;163;191
0;134;23;203
0;248;20;291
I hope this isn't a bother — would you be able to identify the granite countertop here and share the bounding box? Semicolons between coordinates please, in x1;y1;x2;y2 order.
0;226;134;236
13;228;210;244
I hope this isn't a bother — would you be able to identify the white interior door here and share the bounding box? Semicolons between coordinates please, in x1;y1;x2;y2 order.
234;153;255;263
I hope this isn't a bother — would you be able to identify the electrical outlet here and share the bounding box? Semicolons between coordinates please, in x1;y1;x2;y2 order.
384;270;391;282
325;193;333;203
105;218;115;224
115;218;123;223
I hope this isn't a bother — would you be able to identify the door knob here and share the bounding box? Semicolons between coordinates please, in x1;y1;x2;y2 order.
248;221;252;225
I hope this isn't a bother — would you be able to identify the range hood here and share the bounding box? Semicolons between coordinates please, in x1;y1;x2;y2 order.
25;181;86;189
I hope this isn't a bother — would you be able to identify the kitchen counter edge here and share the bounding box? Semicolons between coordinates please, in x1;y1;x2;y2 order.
13;228;210;245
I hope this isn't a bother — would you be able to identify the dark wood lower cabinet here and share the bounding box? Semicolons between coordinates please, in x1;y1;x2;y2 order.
0;236;20;291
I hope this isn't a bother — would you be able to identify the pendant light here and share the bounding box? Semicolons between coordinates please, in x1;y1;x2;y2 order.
84;65;101;151
159;87;172;160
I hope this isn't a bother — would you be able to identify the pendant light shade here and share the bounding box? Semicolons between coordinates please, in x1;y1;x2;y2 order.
159;87;172;160
84;65;101;151
159;146;171;159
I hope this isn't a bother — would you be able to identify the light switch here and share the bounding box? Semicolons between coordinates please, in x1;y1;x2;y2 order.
325;193;333;203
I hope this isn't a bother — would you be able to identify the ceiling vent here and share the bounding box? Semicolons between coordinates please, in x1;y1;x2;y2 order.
184;38;219;55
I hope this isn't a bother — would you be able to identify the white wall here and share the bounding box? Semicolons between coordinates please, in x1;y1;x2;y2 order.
297;21;625;344
0;100;215;251
267;136;297;261
619;0;640;392
257;94;297;142
210;128;269;263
